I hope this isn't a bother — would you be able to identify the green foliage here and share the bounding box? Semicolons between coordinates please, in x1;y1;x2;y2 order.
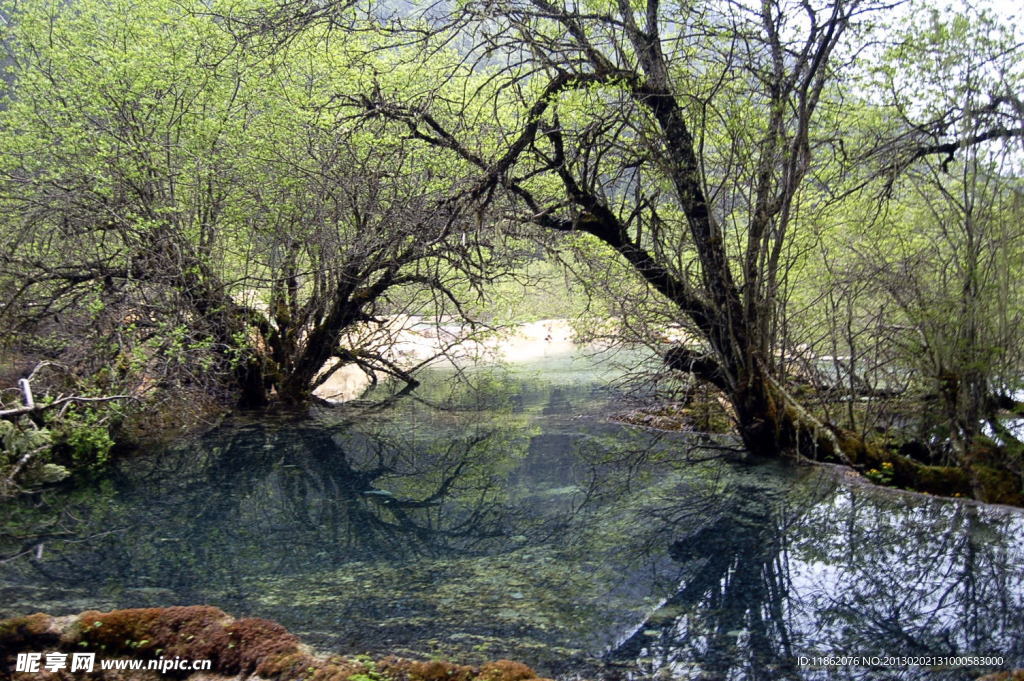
53;414;116;468
0;419;64;493
0;419;52;458
0;406;119;493
0;0;525;406
0;0;1021;490
865;461;895;486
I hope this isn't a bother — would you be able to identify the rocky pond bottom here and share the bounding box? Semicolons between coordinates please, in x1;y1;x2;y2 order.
2;352;1023;680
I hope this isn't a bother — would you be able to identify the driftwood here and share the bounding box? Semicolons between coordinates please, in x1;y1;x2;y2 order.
18;378;34;409
1;362;134;420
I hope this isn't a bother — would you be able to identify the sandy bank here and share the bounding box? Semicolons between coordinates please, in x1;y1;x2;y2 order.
313;319;578;403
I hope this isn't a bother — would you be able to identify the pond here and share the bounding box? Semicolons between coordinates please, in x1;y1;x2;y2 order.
1;351;1022;681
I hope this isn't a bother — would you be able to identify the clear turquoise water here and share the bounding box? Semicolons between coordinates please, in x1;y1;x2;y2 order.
1;352;1022;680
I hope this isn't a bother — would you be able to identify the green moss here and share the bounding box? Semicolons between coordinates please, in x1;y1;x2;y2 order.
832;429;977;498
972;464;1024;506
911;464;972;496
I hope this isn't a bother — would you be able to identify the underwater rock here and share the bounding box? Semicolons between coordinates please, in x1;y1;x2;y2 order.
0;607;558;681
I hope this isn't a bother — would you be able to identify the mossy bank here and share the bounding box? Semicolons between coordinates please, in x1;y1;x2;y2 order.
0;606;556;681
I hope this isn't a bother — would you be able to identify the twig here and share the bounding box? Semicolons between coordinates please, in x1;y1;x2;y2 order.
0;394;136;420
2;444;50;492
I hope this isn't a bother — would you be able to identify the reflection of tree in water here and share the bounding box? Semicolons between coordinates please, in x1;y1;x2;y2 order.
605;482;802;681
787;490;1024;679
0;416;538;605
606;477;1024;681
542;388;573;415
236;425;515;562
3;399;1024;681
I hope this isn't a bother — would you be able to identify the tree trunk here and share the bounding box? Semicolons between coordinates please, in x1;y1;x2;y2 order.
236;359;271;408
667;345;824;459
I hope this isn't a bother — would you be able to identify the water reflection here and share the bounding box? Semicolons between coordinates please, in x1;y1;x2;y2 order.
2;418;538;590
607;483;803;680
1;357;1022;680
609;480;1024;681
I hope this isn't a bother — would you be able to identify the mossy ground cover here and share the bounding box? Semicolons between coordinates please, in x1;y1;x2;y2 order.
0;606;555;681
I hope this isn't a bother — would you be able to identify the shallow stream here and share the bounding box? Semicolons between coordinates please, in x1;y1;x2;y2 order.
1;352;1022;680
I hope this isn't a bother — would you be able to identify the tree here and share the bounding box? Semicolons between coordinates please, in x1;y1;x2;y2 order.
850;5;1024;470
0;0;501;407
362;0;891;459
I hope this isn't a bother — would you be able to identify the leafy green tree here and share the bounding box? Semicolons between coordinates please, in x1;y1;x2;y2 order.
0;0;498;406
768;2;1024;496
350;0;1024;470
361;0;893;459
857;4;1024;470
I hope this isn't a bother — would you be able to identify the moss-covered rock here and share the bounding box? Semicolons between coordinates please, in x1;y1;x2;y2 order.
971;464;1024;506
0;613;60;650
0;607;558;681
